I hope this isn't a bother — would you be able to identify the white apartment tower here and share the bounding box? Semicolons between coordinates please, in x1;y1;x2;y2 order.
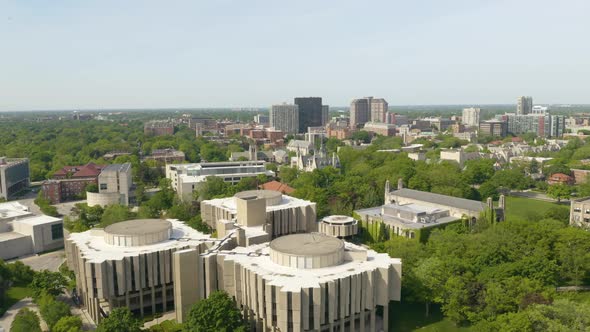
462;107;481;127
270;104;299;134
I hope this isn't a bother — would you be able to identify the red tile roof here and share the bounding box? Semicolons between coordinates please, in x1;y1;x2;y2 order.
259;180;295;194
53;162;105;179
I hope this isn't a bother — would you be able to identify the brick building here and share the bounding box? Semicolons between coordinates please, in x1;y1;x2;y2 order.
42;163;104;204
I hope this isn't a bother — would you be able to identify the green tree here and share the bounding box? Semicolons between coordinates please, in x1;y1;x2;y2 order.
184;291;247;332
555;228;590;286
30;270;68;299
6;261;35;285
38;293;72;330
85;183;99;193
546;184;571;202
351;130;371;143
53;316;83;332
11;308;42;332
96;307;142;332
99;204;132;227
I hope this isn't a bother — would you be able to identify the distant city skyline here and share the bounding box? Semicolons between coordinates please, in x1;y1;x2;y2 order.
1;0;589;111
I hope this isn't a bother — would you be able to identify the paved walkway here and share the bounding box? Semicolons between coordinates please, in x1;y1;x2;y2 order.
0;297;48;331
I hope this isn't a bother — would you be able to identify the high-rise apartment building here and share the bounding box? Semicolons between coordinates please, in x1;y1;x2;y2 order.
269;103;299;134
479;120;508;137
516;96;533;115
321;105;329;125
350;97;389;128
462;107;481;127
370;98;389;123
350;97;371;128
294;97;323;133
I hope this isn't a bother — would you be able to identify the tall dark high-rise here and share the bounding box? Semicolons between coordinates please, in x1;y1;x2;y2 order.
294;97;323;133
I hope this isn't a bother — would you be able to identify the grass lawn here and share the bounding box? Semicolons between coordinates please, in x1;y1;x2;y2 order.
390;302;474;332
504;196;566;222
0;285;33;316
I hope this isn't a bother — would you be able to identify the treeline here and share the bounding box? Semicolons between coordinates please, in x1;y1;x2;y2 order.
371;212;590;330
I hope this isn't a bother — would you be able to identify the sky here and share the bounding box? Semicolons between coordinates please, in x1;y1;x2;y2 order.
1;0;589;110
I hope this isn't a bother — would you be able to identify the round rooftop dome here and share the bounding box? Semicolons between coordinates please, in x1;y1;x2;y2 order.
104;219;172;247
269;233;344;269
321;215;357;225
234;190;283;206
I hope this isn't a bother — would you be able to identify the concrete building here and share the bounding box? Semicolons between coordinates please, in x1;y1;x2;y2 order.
144;121;174;136
517;96;533;115
570;197;590;228
87;163;132;207
357;180;505;240
166;162;275;201
174;233;401;331
294;97;323;133
363;122;396;136
254;114;270;125
0;157;30;200
64;219;216;323
462;107;481;127
0;201;63;260
349;98;371;129
319;215;359;238
229;145;274;162
200;190;317;241
501;113;566;138
270;104;299;135
370;98;388;123
479;120;508;137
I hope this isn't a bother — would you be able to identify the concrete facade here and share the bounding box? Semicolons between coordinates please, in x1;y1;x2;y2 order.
64;219;216;323
319;215;358;238
201;190;317;240
90;163;132;206
173;233;402;331
0;202;64;260
462;107;480;127
570;197;590;229
270;104;299;135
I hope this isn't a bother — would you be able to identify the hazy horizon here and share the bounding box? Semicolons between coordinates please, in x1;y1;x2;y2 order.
1;0;589;111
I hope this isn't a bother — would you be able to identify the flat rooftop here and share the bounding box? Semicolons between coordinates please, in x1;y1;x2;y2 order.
214;241;400;292
356;206;459;230
67;219;215;263
0;202;32;220
105;219;171;236
203;193;315;213
270;233;343;256
0;231;30;241
14;215;62;226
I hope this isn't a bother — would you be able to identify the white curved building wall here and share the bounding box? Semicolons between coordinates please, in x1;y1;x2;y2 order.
86;191;122;207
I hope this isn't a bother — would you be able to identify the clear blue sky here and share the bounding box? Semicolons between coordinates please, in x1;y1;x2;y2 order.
1;0;588;110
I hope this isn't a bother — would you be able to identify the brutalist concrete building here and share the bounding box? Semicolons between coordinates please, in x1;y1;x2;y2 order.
201;190;317;239
64;219;217;323
174;233;401;331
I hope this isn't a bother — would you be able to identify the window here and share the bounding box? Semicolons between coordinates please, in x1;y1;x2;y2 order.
574;208;581;212
51;224;63;240
100;183;107;190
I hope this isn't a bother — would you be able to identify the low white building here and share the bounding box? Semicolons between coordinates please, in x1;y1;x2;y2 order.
166;161;275;201
0;202;64;260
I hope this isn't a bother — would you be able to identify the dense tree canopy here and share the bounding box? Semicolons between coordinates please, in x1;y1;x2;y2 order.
96;307;142;332
184;291;248;332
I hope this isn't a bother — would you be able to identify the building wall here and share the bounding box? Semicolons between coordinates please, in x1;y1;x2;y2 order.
65;235;212;323
86;192;123;207
350;98;370;129
12;219;64;254
370;99;388;123
0;159;30;200
174;248;401;332
295;97;323;133
0;236;33;260
270;104;299;135
570;199;590;228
